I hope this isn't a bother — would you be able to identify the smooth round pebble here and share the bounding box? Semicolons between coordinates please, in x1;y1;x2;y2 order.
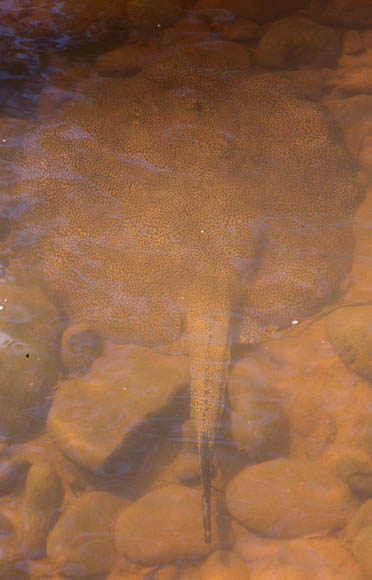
326;306;372;380
48;491;127;578
226;458;356;538
115;484;215;565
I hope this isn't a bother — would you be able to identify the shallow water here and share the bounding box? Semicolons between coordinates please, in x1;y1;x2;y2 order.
1;1;372;579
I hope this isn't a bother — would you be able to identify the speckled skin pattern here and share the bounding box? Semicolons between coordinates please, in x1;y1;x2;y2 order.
7;44;361;540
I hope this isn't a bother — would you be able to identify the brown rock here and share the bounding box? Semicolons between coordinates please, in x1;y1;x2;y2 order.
343;30;363;54
226;458;356;538
250;562;309;579
157;565;179;580
236;533;363;579
362;30;372;49
16;461;64;558
0;1;127;75
0;512;13;536
336;455;372;497
195;0;308;24
0;456;30;496
96;44;160;76
338;47;372;68
277;69;329;100
309;0;372;28
211;18;264;42
127;0;194;28
327;66;372;96
160;14;212;46
255;15;341;69
326;306;372;380
353;525;372;579
228;360;289;462
1;0;127;41
323;94;372;159
347;499;372;540
47;344;188;473
199;550;251;579
165;452;200;482
47;491;127;578
115;485;214;565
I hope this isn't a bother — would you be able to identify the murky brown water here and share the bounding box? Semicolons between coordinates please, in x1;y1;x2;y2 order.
2;1;372;579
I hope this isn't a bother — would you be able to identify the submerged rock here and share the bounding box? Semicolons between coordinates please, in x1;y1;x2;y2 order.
309;0;372;28
326;305;372;380
164;452;200;483
211;17;264;42
199;550;251;579
195;0;308;24
127;0;194;28
0;282;60;439
0;512;13;536
115;484;214;565
342;30;364;55
0;456;30;496
323;94;372;159
236;532;363;578
226;458;356;538
1;0;127;43
228;360;289;462
47;344;188;473
255;15;341;69
347;499;372;540
96;44;159;76
353;525;372;579
15;461;63;558
48;491;126;578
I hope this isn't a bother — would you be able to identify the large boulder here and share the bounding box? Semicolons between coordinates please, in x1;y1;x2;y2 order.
226;458;356;538
47;344;188;473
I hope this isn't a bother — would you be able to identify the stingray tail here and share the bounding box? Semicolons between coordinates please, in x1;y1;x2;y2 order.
187;306;231;543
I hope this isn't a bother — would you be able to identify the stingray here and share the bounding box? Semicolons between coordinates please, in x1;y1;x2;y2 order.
4;44;361;542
